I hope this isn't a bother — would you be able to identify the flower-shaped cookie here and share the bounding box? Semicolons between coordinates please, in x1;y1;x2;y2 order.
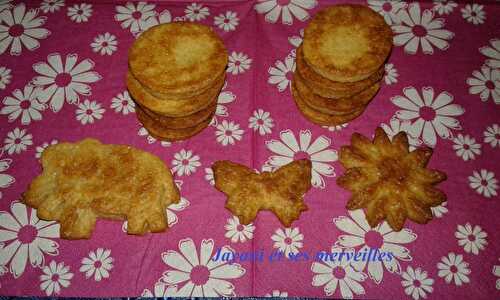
337;128;447;231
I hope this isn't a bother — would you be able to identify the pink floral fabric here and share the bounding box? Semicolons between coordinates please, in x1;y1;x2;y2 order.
0;0;499;298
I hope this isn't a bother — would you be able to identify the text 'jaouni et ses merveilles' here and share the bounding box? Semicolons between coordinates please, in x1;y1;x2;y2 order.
211;247;394;263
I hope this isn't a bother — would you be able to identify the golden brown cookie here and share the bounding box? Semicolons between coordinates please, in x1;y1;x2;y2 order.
291;83;366;126
128;22;228;97
293;70;380;115
127;71;224;117
137;97;217;129
296;45;384;99
212;159;312;227
23;138;180;239
337;128;447;231
136;105;213;141
303;4;392;82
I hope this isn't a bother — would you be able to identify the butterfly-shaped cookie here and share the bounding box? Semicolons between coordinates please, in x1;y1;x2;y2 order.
212;159;312;227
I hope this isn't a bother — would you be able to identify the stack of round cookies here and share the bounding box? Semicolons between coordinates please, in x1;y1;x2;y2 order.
292;4;392;126
127;22;228;141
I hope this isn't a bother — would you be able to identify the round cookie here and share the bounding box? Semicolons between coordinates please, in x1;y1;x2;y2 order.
303;4;392;83
129;22;228;97
127;71;224;117
291;84;365;126
136;106;213;141
296;46;384;99
293;71;380;115
138;98;216;129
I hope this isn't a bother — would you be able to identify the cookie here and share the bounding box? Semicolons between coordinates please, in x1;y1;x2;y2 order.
291;83;366;126
293;70;380;115
136;105;214;141
212;159;312;227
296;45;384;99
127;71;224;117
137;96;217;129
303;4;392;82
337;128;447;231
23;138;180;239
128;22;228;98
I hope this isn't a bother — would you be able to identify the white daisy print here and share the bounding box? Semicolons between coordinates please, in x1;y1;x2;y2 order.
0;149;15;198
171;149;201;176
483;123;500;148
214;11;239;32
0;201;60;278
114;2;157;36
67;3;92;23
432;0;457;15
123;180;189;232
431;201;448;218
323;123;348;132
254;0;317;25
35;139;58;159
461;3;485;25
138;126;156;144
168;184;190;227
367;0;407;25
3;127;32;155
0;66;12;89
333;209;417;284
91;32;117;56
380;117;422;151
205;167;214;186
268;53;295;92
391;86;464;147
142;282;178;297
311;247;367;298
212;81;236;126
160;238;246;296
75;99;105;125
225;216;255;243
468;169;498;198
384;63;399;85
0;3;50;56
263;129;337;189
392;2;454;55
401;266;434;300
249;109;274;136
80;248;113;281
184;3;209;21
215;120;244;146
455;223;488;255
40;0;64;13
154;9;172;26
437;252;470;286
227;51;252;75
173;16;187;22
452;134;481;161
271;227;303;257
137;126;171;147
0;1;12;13
466;66;500;104
32;53;102;112
1;84;46;125
265;290;288;297
494;260;500;290
40;260;73;296
110;91;135;115
480;38;500;69
288;28;303;48
125;8;171;36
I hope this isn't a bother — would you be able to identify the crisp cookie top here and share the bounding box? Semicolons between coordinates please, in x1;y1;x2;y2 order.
303;4;392;82
128;22;228;95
